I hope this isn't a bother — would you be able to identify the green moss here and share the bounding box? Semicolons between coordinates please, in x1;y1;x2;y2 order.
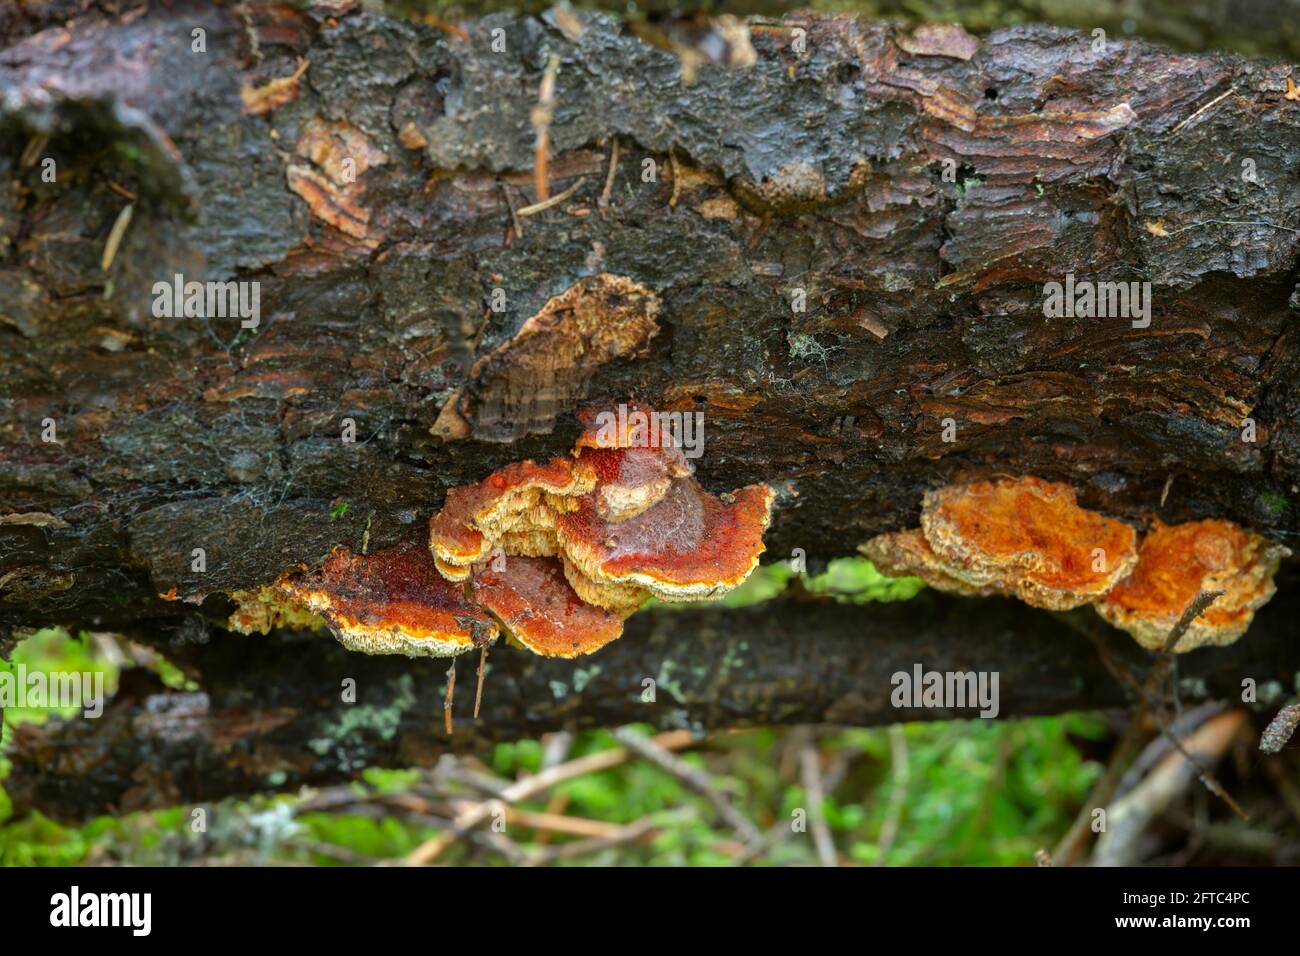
1258;490;1289;520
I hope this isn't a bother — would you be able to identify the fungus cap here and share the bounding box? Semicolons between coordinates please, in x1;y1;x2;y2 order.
859;529;1005;598
561;555;651;615
920;476;1138;610
556;478;775;601
429;457;595;574
471;555;624;658
576;445;692;522
279;541;498;657
1096;519;1289;651
574;401;693;520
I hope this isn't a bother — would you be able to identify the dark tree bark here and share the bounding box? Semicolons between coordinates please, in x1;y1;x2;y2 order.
1;3;1299;818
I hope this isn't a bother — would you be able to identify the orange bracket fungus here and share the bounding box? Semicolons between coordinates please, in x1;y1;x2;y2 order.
274;541;499;658
556;479;776;604
428;456;595;579
472;555;624;658
862;476;1289;652
1096;520;1290;651
237;401;774;662
428;400;775;653
863;476;1138;610
861;527;1005;598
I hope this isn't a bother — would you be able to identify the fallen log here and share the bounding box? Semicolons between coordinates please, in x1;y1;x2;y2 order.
1;4;1299;821
7;585;1300;824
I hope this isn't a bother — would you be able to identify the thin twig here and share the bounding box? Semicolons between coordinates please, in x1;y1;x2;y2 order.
796;728;838;866
1170;88;1233;133
500;182;524;240
669;147;681;207
530;53;560;202
500;807;624;839
516;176;587;217
526;818;657;866
101;203;134;272
405;729;694;864
104;179;137;201
473;643;488;719
443;658;456;736
612;726;763;848
599;138;620;214
1150;708;1248;820
1164;590;1223;653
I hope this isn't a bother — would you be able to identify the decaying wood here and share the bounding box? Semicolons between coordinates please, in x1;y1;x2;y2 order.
1;4;1299;818
9;589;1300;824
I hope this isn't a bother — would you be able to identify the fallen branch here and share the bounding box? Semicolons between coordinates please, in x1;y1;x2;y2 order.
11;590;1300;824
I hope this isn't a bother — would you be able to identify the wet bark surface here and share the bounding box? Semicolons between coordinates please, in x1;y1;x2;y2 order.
1;3;1299;818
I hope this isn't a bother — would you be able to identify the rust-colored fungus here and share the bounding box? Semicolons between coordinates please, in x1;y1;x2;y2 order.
424;400;775;651
472;555;624;658
428;456;595;573
560;555;652;615
863;477;1288;651
557;478;776;602
228;586;326;635
1096;520;1290;651
859;528;1005;598
277;541;498;658
573;400;693;520
919;477;1139;609
230;400;770;660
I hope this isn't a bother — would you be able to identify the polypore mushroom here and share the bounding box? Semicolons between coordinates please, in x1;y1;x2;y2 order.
424;399;775;652
556;478;776;602
428;456;595;577
919;477;1139;610
471;554;624;658
227;586;327;635
560;555;653;615
859;528;1005;598
574;401;694;521
1096;519;1290;651
278;541;498;657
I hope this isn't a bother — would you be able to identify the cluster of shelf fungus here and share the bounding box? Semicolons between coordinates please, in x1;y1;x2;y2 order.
231;413;1287;661
231;402;776;658
861;476;1289;652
